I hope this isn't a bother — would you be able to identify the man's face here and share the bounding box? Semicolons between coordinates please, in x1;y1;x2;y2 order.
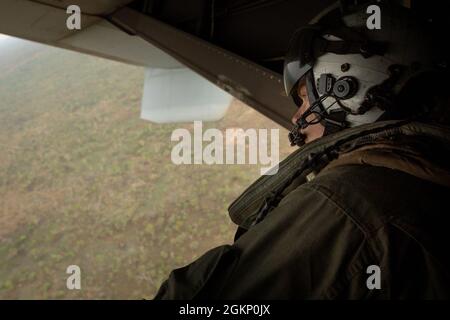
291;82;325;144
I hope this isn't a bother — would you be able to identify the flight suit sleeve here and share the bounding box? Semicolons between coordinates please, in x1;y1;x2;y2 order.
153;244;240;299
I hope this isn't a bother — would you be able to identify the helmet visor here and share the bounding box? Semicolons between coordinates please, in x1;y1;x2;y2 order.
283;26;320;97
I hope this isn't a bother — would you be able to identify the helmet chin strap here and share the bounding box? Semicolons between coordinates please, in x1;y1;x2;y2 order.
288;95;324;147
288;123;307;147
288;94;348;147
321;108;349;135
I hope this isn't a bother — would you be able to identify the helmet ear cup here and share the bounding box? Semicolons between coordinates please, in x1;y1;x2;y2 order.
332;76;359;100
316;74;359;100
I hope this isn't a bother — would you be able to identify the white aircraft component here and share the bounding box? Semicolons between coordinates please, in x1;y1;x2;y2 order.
0;0;232;123
141;68;232;123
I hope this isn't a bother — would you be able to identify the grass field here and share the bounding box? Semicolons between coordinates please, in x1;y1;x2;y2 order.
0;39;292;299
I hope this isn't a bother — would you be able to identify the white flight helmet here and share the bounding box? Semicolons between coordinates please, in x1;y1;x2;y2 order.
283;1;445;146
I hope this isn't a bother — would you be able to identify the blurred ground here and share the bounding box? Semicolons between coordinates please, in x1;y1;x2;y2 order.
0;39;292;299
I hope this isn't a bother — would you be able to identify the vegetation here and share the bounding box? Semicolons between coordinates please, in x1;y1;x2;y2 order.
0;40;291;299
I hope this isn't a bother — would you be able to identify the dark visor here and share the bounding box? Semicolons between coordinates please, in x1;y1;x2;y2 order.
283;26;321;98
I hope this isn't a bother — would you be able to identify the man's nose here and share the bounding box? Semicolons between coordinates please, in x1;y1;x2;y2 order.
291;107;303;125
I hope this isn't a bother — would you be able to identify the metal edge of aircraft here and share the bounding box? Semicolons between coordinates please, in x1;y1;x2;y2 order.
0;0;297;128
